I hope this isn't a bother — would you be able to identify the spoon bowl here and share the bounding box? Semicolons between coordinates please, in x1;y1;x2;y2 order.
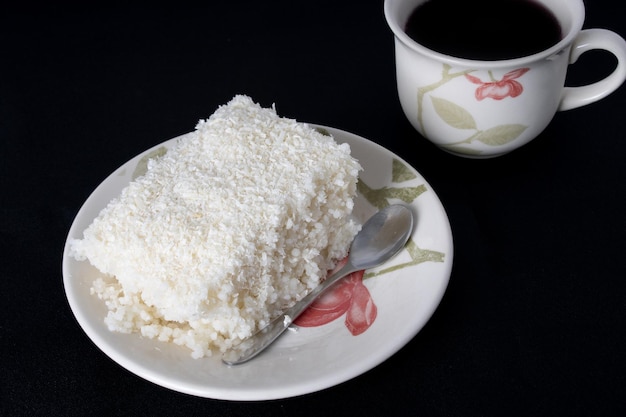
222;204;414;365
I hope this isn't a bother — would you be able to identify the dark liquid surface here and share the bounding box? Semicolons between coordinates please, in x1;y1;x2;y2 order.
404;0;563;60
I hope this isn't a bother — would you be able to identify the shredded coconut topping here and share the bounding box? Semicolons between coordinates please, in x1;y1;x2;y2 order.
69;95;361;358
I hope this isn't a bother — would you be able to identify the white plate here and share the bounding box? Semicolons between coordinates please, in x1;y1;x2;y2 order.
62;125;453;401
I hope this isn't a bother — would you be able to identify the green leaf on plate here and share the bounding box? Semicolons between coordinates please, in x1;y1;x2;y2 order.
358;181;427;209
392;158;417;183
365;240;445;279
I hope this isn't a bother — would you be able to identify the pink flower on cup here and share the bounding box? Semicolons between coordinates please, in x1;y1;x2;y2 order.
294;258;377;335
465;68;530;101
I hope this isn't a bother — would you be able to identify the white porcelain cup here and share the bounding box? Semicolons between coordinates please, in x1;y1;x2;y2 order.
384;0;626;158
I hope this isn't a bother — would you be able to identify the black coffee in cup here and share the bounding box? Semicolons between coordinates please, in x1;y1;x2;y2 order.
404;0;563;60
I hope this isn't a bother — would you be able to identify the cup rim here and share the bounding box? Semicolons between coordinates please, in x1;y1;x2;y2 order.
383;0;586;69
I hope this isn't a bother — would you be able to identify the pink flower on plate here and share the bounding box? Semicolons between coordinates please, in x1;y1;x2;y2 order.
294;258;377;335
465;68;530;101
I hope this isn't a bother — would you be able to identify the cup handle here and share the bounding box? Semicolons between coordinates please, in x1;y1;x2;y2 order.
559;29;626;111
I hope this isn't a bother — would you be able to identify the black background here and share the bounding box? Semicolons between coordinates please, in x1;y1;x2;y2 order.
2;1;625;416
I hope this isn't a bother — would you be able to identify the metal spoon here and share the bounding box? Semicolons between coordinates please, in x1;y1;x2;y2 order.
222;204;414;365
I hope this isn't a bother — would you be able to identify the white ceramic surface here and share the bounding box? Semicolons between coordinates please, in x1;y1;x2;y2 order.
384;0;626;158
62;125;453;401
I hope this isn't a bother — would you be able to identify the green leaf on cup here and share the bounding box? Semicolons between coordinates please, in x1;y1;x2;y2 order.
475;124;527;146
431;96;477;130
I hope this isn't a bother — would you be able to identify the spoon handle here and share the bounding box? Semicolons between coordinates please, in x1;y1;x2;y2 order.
222;262;356;365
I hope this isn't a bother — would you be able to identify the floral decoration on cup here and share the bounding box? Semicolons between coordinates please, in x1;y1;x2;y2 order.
417;64;530;153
